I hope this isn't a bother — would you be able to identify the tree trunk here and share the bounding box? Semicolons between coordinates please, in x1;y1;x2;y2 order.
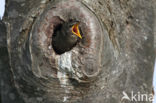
0;0;155;103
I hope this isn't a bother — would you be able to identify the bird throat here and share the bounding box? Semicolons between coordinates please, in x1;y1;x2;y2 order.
72;23;82;39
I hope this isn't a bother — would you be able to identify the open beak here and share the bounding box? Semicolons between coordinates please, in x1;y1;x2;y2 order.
72;23;82;39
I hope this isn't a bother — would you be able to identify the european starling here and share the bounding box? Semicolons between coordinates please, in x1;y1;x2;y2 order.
52;21;82;54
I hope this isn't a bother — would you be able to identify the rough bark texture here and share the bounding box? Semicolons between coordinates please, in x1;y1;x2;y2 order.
0;0;155;103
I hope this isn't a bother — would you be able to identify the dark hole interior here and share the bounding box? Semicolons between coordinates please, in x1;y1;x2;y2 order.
52;24;62;37
52;23;65;55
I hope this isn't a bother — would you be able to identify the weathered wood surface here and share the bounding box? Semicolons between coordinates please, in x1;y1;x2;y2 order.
0;0;155;103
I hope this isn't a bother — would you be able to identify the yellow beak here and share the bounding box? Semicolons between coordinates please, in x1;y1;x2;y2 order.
72;23;82;39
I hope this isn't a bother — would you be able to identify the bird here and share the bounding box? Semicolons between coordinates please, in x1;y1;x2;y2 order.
52;21;82;54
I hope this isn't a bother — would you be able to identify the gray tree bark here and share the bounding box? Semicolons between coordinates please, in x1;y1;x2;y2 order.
0;0;155;103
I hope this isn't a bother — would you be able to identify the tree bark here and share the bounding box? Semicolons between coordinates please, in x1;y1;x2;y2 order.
0;0;155;103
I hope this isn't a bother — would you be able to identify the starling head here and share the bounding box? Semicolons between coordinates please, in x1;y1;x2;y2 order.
52;21;82;54
61;21;82;39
